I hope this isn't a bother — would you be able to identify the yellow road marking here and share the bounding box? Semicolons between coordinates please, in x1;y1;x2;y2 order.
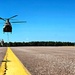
0;47;31;75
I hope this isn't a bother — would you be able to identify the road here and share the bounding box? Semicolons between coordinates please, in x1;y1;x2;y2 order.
0;47;75;75
0;47;6;66
10;47;75;75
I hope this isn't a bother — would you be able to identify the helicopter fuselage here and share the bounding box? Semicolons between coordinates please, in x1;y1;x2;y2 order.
3;19;12;32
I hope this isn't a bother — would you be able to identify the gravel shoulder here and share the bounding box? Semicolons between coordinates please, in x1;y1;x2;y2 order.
11;46;75;75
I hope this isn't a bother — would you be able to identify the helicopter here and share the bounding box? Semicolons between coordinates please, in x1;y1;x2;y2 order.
0;15;26;33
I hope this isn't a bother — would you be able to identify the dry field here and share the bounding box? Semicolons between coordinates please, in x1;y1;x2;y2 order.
10;47;75;75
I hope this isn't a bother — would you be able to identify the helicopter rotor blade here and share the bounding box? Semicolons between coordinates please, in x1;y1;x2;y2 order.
0;17;5;21
11;21;27;23
8;15;18;20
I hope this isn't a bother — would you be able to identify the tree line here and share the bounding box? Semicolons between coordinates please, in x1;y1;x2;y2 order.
1;41;75;47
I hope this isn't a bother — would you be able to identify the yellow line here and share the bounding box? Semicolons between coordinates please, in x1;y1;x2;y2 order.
0;47;31;75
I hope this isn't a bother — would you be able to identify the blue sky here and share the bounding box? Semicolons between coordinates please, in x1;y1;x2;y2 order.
0;0;75;42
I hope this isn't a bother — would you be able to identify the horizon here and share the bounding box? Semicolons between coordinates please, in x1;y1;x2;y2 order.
4;40;75;43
